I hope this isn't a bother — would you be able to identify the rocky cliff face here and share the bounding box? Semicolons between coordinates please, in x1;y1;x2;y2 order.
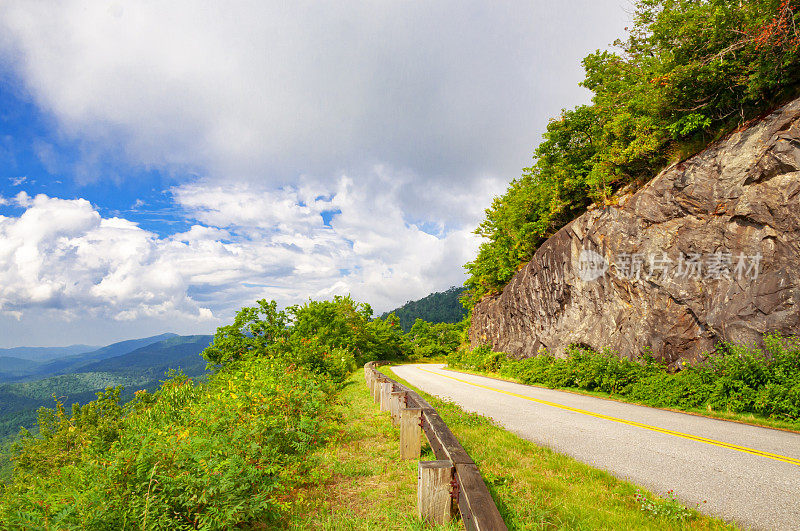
470;97;800;365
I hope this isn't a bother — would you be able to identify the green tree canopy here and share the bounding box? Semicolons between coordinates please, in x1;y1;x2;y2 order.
203;295;408;380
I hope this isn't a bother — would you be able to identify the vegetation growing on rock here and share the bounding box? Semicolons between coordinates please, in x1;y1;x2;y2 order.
465;0;800;304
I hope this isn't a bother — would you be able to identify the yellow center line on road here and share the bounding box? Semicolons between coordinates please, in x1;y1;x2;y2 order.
414;365;800;467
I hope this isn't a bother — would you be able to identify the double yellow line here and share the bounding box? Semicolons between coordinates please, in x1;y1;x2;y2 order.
416;365;800;467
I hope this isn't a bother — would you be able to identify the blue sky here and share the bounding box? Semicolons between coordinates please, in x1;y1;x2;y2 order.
0;1;630;347
0;77;189;236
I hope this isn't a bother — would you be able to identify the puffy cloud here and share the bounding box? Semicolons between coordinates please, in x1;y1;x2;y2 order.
0;193;206;321
170;174;484;310
319;173;484;309
0;180;482;334
172;182;327;233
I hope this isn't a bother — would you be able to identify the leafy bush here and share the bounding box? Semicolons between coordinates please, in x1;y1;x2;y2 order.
0;360;335;529
406;318;466;359
202;299;290;366
0;295;405;528
448;334;800;424
465;0;800;304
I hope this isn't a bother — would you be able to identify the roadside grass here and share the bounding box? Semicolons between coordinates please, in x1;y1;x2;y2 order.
381;366;738;531
288;373;458;530
445;366;800;434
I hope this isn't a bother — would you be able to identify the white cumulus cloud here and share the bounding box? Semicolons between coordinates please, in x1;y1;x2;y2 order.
0;194;208;321
0;180;483;338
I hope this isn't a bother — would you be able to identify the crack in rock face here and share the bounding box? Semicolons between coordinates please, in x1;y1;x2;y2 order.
469;97;800;366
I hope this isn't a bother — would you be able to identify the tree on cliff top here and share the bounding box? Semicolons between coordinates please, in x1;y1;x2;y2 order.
464;0;800;306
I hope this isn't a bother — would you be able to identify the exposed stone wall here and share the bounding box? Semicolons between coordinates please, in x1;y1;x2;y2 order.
469;98;800;365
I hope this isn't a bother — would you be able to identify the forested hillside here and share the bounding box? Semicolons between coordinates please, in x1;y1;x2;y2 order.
0;358;41;381
0;335;211;441
381;286;466;331
464;0;800;305
0;333;178;384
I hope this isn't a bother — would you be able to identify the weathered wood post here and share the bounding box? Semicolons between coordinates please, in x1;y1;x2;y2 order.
400;407;422;460
418;460;456;525
380;380;393;411
389;391;405;426
373;377;386;403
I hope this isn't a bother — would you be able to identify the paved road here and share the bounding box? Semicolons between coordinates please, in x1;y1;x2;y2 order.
391;364;800;530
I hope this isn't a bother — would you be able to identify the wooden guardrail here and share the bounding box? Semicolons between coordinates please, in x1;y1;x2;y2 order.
364;361;507;530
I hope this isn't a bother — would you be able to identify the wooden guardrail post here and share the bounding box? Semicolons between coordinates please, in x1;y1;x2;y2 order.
380;380;393;412
400;407;422;460
418;460;456;525
373;377;386;403
389;391;405;426
372;371;383;402
364;361;507;530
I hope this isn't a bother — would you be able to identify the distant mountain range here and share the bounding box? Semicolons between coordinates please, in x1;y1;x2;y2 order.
381;286;467;332
0;333;179;383
0;344;99;363
0;334;212;440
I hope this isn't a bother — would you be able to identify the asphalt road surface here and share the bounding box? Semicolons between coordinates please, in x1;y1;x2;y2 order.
391;363;800;530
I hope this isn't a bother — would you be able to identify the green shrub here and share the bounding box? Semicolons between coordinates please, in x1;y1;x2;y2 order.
0;295;403;529
203;296;409;384
0;359;335;529
407;318;465;359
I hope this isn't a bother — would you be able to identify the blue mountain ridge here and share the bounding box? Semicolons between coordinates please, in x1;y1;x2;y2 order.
0;344;99;363
0;334;213;440
0;333;178;384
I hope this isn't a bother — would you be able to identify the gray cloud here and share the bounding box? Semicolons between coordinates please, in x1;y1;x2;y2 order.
0;0;631;189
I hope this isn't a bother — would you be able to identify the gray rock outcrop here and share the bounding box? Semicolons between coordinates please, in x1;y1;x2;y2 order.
469;97;800;365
